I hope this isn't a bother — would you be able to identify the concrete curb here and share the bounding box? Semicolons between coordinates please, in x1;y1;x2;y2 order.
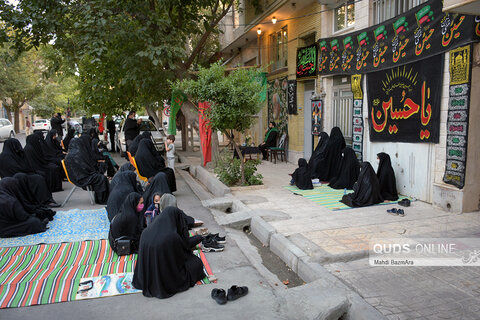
190;165;230;197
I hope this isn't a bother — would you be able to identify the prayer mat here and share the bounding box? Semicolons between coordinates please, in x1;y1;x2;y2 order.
0;208;109;248
0;241;215;308
283;185;411;211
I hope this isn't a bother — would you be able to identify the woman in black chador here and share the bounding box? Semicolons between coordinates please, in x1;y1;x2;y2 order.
62;128;75;151
0;138;36;177
65;138;110;204
135;139;176;192
129;131;152;156
341;162;384;207
376;152;398;201
24;134;63;193
44;129;65;162
132;206;206;299
319;127;346;181
142;172;171;211
107;171;143;221
329;147;360;190
291;158;313;190
108;192;144;255
308;132;329;178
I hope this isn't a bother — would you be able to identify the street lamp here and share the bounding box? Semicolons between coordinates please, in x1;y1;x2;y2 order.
272;17;277;24
257;28;262;35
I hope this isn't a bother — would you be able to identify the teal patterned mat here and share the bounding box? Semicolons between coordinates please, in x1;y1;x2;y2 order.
0;208;109;248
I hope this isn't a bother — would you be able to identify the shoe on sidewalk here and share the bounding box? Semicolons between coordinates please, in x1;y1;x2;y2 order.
211;289;227;305
227;285;248;301
387;208;398;216
205;233;226;244
202;238;224;252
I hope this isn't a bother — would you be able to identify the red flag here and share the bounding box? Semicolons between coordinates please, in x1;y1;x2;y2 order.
198;102;212;166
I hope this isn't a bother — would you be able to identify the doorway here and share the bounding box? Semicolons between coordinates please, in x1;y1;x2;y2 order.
303;81;315;160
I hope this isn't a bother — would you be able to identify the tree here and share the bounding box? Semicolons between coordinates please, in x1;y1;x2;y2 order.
177;62;263;184
0;0;236;122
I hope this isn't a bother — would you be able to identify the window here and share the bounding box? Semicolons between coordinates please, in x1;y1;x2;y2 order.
269;25;288;71
373;0;426;24
334;1;355;32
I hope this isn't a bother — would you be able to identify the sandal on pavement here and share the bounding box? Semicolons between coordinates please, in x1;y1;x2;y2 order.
387;208;398;215
227;285;249;301
211;288;227;305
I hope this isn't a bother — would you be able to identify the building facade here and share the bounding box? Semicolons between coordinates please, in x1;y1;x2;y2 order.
219;0;480;213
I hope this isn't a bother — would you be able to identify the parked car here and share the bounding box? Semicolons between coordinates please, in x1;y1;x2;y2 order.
32;119;51;132
0;118;15;141
115;119;165;156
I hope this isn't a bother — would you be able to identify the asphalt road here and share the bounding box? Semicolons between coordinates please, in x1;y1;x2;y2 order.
0;147;290;319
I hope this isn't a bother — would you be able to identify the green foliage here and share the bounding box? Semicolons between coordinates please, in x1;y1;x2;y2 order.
214;150;263;186
177;62;264;134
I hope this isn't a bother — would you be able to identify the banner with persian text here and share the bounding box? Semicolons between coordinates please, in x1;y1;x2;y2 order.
296;44;318;78
317;0;479;75
367;54;443;143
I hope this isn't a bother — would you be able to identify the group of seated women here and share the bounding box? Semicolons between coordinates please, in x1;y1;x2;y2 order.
106;166;205;299
291;127;399;207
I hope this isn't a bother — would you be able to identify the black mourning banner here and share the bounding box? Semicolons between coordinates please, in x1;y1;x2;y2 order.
287;80;297;115
367;54;443;143
317;0;479;75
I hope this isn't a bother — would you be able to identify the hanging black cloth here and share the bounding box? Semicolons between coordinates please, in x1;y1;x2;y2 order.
308;132;329;178
135;139;166;178
341;162;384;207
65;138;110;204
107;171;143;221
318;127;346;181
132;206;205;299
108;192;143;254
63;128;75;151
329;147;360;190
142;172;171;211
45;129;65;161
24;134;63;193
376;152;399;201
0;178;55;221
129;132;152;156
0;138;36;177
291;158;313;190
13;173;54;207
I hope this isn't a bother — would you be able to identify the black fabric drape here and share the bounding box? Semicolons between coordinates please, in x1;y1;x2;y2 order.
377;152;399;201
107;171;143;221
24;134;63;193
329;147;360;190
292;158;313;190
0;138;36;177
135;139;166;179
108;192;143;254
341;162;384;207
13;173;54;207
308;132;329;178
65;138;110;204
0;186;47;238
132;206;205;299
129;132;152;156
143;172;171;211
63;128;75;151
318;127;346;181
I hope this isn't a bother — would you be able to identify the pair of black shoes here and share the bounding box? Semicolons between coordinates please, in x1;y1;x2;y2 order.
398;198;411;207
202;234;226;252
211;286;248;305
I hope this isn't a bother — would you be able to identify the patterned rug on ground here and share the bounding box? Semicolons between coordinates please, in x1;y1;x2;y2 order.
0;240;215;308
0;208;109;248
284;184;410;211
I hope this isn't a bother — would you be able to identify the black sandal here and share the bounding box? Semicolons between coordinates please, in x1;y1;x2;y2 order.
227;285;249;301
211;288;227;305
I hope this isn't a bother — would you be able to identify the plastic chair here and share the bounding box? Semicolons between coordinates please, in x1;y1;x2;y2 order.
61;160;95;207
127;152;149;185
60;140;65;150
268;133;287;164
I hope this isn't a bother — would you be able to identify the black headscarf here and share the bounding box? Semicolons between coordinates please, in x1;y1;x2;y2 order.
45;129;64;160
65;138;110;204
377;152;398;201
108;192;143;254
63;128;75;151
341;162;384;207
35;130;60;166
329;147;360;190
0;191;46;238
129;131;152;156
24;134;63;193
135;139;165;179
319;127;346;181
142;172;171;211
0;138;35;177
132;206;205;299
308;132;329;179
292;158;313;190
107;171;143;221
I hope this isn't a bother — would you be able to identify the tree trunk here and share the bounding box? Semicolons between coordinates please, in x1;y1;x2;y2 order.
3;105;12;122
225;131;245;185
14;108;20;133
211;130;220;163
145;104;161;128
